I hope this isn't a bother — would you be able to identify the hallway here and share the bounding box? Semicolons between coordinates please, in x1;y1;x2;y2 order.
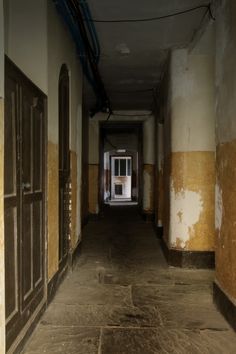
22;207;236;354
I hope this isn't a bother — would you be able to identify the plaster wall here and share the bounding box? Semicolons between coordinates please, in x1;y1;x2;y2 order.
215;0;236;300
143;115;155;164
163;23;215;251
4;0;83;281
47;1;82;279
4;0;48;94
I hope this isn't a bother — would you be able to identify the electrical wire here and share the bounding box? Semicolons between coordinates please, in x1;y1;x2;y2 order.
83;4;215;23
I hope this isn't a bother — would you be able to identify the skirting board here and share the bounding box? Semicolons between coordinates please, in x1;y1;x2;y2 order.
160;238;215;269
213;281;236;331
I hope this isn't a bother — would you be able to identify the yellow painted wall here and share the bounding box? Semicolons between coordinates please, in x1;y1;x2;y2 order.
47;142;59;279
215;0;236;300
170;151;215;251
215;141;236;298
143;164;155;214
71;150;78;248
160;23;216;253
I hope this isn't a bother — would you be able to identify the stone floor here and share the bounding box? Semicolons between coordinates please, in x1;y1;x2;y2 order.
22;206;236;354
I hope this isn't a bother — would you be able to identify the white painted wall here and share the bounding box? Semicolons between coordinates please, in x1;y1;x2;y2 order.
143;115;155;164
168;23;215;248
170;23;215;153
4;0;48;93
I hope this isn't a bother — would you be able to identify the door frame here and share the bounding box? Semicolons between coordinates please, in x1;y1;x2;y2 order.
110;155;133;200
4;56;48;353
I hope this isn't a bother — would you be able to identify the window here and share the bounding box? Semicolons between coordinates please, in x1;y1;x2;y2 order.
113;158;131;177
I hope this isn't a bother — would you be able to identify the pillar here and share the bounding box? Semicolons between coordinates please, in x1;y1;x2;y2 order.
155;122;164;231
88;119;99;214
165;23;215;267
213;0;236;330
143;115;155;220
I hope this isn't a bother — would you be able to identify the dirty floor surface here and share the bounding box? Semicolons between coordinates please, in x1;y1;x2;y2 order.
22;206;236;354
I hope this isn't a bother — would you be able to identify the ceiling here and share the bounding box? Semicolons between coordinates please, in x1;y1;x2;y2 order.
85;0;212;111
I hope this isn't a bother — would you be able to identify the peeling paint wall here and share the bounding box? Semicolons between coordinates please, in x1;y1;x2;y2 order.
161;23;215;252
170;152;215;250
215;0;236;299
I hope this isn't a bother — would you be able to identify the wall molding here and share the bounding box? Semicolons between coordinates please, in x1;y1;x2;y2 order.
213;281;236;331
160;238;215;269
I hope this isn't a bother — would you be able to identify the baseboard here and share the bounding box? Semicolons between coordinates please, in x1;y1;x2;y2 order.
160;238;215;269
47;265;68;305
10;302;46;354
68;240;82;269
213;281;236;331
142;212;155;222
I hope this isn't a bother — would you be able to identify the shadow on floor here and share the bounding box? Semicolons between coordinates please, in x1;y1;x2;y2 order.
22;206;236;354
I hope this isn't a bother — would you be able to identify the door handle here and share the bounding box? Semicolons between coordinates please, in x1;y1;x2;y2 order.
22;182;31;190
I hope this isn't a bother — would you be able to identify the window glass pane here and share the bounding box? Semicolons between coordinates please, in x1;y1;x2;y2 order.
120;159;126;176
115;159;119;176
127;159;131;176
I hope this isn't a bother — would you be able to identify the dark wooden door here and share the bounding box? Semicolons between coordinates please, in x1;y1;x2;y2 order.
4;58;46;351
58;65;70;267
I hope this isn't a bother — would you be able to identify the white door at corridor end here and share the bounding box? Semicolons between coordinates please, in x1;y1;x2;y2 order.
111;156;132;200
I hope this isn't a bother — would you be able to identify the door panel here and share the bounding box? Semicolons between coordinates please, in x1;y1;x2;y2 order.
4;58;46;351
4;74;20;330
